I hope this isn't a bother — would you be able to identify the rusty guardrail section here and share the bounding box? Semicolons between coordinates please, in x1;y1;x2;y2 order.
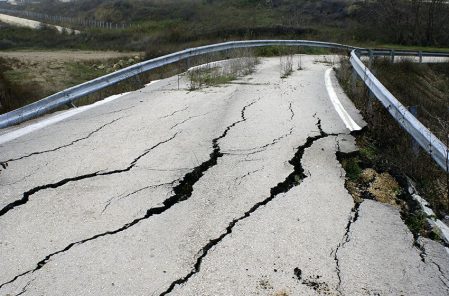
0;40;448;171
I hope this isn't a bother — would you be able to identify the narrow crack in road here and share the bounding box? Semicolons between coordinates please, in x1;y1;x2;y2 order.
431;261;449;289
0;99;259;291
13;278;34;296
288;101;294;121
224;102;296;156
169;112;212;130
332;202;362;295
233;167;264;186
98;105;136;117
101;179;180;214
159;106;189;119
3;166;42;187
2;117;124;164
224;127;294;156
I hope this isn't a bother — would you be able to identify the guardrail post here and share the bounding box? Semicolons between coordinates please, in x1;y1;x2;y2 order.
368;49;374;69
66;102;77;108
419;51;423;63
408;105;420;156
390;50;395;63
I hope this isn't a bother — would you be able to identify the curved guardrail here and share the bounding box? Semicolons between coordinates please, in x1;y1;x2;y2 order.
350;49;449;173
357;48;449;58
0;40;354;129
0;39;448;172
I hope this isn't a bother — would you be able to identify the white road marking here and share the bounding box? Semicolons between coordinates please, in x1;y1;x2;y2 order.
325;68;362;132
0;92;130;145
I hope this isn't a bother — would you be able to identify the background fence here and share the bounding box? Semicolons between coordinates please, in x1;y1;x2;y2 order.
0;8;130;30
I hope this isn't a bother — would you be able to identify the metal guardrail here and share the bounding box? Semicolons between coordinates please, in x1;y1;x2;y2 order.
0;40;354;129
350;49;449;173
357;48;449;58
0;39;447;172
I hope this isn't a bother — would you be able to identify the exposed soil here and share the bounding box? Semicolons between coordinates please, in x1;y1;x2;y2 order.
347;168;402;207
0;50;142;62
337;147;442;243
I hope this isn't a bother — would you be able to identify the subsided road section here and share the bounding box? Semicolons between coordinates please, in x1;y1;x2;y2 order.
0;56;448;295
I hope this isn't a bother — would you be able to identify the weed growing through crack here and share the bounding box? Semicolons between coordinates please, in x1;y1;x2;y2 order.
297;54;304;70
340;156;363;181
187;49;258;90
280;54;293;78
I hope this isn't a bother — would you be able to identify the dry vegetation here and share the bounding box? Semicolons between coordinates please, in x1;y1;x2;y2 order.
0;52;142;114
280;54;293;78
1;0;448;53
187;49;259;90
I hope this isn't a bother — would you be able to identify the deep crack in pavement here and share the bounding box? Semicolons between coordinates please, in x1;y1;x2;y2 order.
0;99;259;291
159;117;330;296
0;132;179;219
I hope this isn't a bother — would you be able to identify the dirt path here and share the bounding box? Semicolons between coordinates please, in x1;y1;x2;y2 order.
0;50;143;62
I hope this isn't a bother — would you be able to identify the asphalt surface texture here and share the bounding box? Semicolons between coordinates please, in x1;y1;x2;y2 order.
1;56;448;296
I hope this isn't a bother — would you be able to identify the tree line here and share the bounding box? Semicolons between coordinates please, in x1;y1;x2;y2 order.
354;0;449;46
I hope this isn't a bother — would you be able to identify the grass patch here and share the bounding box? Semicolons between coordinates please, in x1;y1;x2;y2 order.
405;211;427;235
340;156;363;182
64;61;110;86
188;67;236;89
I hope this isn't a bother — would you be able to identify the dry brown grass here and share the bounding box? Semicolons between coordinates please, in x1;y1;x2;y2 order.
187;48;258;90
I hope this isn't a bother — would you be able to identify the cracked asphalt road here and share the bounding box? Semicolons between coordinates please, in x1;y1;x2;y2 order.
1;56;448;296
